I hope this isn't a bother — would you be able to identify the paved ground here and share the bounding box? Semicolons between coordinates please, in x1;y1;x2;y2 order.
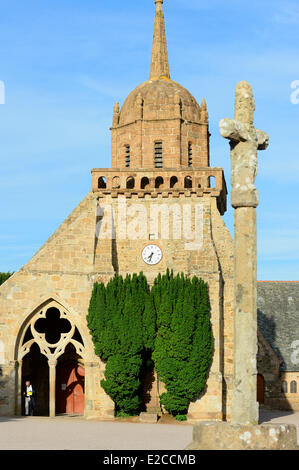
0;416;193;450
0;410;298;450
259;409;299;444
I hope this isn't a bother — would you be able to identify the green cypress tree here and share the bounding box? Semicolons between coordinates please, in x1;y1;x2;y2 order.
153;272;213;419
88;273;154;416
0;272;13;286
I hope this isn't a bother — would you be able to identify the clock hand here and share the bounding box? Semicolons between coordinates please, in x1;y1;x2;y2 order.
147;252;154;262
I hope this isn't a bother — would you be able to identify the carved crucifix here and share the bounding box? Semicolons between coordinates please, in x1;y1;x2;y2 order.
220;81;269;209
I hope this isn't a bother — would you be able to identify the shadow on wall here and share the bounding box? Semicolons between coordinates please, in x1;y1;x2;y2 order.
258;309;299;413
258;309;279;360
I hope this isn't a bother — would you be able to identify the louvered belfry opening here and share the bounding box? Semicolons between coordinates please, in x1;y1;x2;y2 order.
154;141;163;168
125;145;130;168
188;142;193;167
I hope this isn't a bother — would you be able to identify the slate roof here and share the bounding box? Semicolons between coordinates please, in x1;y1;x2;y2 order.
257;282;299;372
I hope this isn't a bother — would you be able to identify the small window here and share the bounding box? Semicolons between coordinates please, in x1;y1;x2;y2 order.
281;381;288;393
98;177;107;189
125;145;130;168
290;381;297;394
188;143;193;167
184;176;192;189
170;176;178;188
126;177;135;189
155;141;163;168
155;177;164;189
141;177;150;190
209;176;216;188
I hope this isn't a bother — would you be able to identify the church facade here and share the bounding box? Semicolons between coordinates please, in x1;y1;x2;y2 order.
0;0;297;420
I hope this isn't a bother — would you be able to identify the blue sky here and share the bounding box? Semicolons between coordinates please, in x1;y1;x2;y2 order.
0;0;298;280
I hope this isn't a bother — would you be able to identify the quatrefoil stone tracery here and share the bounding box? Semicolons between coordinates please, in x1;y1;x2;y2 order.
34;307;72;346
19;303;85;361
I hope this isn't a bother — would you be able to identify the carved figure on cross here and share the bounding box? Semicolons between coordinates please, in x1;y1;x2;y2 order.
219;81;269;209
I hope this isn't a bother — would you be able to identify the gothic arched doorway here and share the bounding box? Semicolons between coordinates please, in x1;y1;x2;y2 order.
16;300;87;417
257;374;265;405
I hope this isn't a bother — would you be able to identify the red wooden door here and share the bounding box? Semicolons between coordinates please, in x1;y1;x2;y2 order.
257;374;265;404
56;363;85;414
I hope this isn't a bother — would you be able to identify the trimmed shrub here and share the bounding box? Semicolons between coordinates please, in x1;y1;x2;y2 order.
152;270;213;418
87;273;154;415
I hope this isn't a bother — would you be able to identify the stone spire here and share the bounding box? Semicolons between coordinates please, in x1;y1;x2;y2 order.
150;0;170;80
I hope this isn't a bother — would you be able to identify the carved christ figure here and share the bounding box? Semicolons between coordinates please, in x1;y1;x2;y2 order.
219;81;269;208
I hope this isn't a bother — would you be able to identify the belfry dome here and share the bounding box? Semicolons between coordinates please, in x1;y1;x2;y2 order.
119;78;202;126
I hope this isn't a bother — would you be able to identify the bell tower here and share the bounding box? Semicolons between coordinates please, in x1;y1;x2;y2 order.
92;0;226;215
110;0;210;170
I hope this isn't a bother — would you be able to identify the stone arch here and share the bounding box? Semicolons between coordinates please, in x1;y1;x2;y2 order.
170;176;178;188
126;176;135;189
184;176;192;189
15;298;90;362
14;298;93;417
209;175;216;188
155;176;164;189
98;176;107;189
141;177;150;190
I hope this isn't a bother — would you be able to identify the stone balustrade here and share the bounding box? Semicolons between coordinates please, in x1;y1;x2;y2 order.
91;168;227;214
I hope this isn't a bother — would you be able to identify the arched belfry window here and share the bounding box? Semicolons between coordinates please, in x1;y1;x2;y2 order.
125;145;130;168
155;176;164;189
184;176;192;189
188;142;193;167
170;176;178;188
141;177;150;190
154;141;163;168
126;177;135;189
98;177;107;189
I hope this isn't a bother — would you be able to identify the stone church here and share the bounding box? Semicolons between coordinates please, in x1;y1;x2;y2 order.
0;0;298;420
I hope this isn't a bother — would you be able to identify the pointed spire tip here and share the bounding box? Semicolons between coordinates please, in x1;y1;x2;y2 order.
150;0;170;80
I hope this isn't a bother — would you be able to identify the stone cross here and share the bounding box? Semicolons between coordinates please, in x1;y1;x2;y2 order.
220;81;269;209
219;81;269;425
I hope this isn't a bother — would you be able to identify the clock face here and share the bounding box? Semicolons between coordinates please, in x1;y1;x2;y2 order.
142;244;163;266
